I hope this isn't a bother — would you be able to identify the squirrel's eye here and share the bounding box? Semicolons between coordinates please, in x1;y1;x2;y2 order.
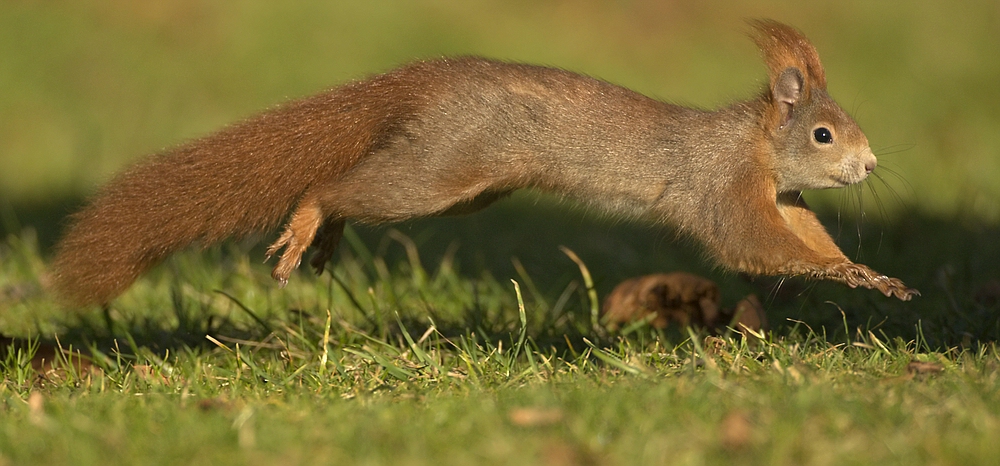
813;127;833;144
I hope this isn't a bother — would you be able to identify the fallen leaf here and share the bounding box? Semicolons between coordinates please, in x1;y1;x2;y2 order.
601;274;769;336
906;360;944;378
27;392;43;414
28;392;45;426
133;364;169;384
724;294;768;335
602;273;720;329
197;397;234;412
509;407;564;427
720;410;753;451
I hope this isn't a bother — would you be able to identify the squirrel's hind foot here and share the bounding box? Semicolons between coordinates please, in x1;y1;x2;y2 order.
265;229;305;286
265;199;325;285
308;218;346;276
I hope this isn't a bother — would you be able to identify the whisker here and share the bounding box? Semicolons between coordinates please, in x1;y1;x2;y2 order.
854;183;865;259
835;187;847;242
850;90;868;122
865;179;888;254
872;143;916;156
873;164;916;196
871;171;912;215
796;279;818;300
866;180;891;226
767;277;787;303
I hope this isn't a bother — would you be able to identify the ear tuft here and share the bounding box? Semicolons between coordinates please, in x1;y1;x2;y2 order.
748;19;827;95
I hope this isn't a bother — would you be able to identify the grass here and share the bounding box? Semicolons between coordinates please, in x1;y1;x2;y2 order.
5;344;997;465
2;217;1000;465
3;2;1000;464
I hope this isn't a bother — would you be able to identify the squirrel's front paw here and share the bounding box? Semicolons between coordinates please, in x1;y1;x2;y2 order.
865;273;920;301
830;263;920;301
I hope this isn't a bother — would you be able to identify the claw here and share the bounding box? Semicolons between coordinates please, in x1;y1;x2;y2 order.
827;262;917;301
266;228;307;285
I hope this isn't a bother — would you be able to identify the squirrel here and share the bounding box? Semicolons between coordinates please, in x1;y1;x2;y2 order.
50;20;919;306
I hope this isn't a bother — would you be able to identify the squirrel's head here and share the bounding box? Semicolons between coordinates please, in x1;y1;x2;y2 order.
750;20;876;193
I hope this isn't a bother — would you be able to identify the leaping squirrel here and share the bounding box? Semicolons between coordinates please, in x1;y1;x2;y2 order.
51;20;919;306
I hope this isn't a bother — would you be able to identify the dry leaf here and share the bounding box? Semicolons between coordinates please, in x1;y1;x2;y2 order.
509;407;564;427
601;273;768;335
602;273;720;329
720;410;753;450
27;392;44;414
28;392;45;426
133;365;168;384
907;360;944;377
725;294;768;335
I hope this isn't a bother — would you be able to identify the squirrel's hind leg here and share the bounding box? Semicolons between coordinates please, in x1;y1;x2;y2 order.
266;194;325;285
308;218;346;276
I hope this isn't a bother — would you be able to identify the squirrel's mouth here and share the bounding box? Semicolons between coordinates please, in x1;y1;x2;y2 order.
832;175;866;187
827;179;851;189
834;162;872;187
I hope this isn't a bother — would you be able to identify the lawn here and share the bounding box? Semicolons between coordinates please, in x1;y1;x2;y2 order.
2;222;999;465
2;2;999;465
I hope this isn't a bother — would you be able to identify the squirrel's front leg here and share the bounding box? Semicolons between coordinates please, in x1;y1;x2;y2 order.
820;262;918;300
774;193;919;300
718;190;918;300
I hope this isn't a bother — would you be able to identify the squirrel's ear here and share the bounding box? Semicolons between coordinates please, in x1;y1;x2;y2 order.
773;67;803;128
749;19;827;94
749;20;826;131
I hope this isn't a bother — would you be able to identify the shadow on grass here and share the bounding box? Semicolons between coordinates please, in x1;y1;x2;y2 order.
3;191;999;358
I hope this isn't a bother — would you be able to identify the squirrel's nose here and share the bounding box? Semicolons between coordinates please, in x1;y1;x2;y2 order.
861;148;877;174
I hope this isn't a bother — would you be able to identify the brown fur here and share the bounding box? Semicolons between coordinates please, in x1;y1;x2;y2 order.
51;20;918;306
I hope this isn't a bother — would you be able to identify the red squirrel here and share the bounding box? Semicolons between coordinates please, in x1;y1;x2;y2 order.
51;20;919;306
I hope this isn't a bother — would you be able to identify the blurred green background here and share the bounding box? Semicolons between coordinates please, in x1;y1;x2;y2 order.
1;1;998;342
2;0;998;219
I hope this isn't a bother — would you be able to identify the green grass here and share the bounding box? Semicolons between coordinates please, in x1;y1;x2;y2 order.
2;220;1000;465
3;2;1000;465
4;344;997;465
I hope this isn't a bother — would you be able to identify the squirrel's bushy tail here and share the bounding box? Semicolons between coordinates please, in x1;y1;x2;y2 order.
51;70;424;306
